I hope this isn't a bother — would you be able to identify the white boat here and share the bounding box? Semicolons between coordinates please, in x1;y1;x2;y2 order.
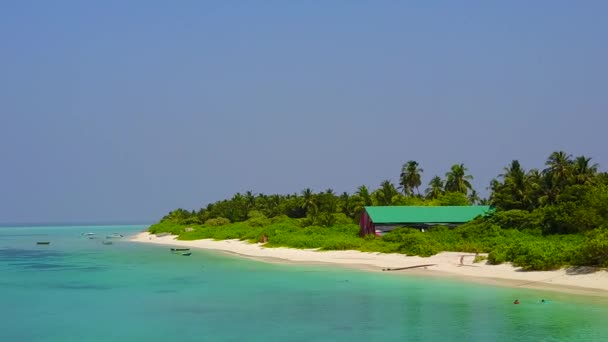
82;232;95;236
106;233;124;239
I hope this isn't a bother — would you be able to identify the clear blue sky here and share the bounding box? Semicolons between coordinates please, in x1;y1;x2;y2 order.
1;1;607;224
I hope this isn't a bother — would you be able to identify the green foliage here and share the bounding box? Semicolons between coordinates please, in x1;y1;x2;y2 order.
149;150;608;270
148;221;186;235
578;228;608;267
488;210;543;231
205;217;231;227
246;211;271;227
434;192;470;206
383;228;440;256
473;255;487;263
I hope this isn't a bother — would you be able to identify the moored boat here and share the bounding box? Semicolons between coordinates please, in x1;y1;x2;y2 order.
106;233;124;239
181;252;192;256
102;240;113;245
36;242;50;245
171;248;190;252
82;232;95;236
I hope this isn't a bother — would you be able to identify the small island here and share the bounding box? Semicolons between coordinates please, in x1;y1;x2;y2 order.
139;151;608;294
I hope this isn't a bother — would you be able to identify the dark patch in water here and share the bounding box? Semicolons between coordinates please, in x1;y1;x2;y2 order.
51;283;112;290
166;276;206;284
156;289;178;294
173;306;215;315
79;265;106;272
0;248;65;261
9;262;105;272
14;262;69;270
332;325;355;332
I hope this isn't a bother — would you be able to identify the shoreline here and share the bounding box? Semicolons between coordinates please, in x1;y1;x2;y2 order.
130;231;608;298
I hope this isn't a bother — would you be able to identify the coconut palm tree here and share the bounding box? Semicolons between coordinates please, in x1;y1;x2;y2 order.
501;160;530;208
372;180;398;206
468;190;481;205
425;175;444;199
572;155;599;185
399;160;423;196
544;151;573;185
300;188;317;215
244;190;256;210
445;164;474;195
356;185;373;206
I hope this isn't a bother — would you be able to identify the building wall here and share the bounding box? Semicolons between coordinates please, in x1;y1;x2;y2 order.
359;210;375;236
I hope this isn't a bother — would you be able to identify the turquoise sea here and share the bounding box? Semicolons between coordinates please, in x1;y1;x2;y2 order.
1;225;607;341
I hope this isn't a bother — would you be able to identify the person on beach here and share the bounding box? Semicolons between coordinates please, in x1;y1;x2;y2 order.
459;255;464;265
514;299;520;304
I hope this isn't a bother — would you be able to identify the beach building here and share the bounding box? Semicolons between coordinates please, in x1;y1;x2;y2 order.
359;206;492;236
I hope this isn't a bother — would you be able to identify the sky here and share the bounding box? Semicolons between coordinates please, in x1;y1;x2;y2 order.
1;1;607;224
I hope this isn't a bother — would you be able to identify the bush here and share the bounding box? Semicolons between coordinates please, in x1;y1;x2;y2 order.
488;247;508;265
473;255;487;263
148;221;189;235
577;228;608;267
489;210;543;231
246;211;271;227
205;217;231;227
509;241;565;271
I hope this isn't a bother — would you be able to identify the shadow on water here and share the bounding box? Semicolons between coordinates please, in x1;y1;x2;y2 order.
0;248;65;260
156;289;179;294
1;248;108;272
49;283;113;291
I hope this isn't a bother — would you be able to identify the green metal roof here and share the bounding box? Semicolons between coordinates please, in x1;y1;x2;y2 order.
364;206;491;224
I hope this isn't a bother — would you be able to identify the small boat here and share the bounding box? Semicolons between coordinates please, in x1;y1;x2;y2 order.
36;242;50;245
88;236;97;239
171;248;190;252
181;252;192;256
106;234;124;239
82;232;95;236
102;241;113;245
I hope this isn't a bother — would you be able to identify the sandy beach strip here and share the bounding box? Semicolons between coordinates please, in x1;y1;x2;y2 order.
130;231;608;297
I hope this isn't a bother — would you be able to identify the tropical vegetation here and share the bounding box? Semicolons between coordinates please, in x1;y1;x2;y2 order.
149;152;608;270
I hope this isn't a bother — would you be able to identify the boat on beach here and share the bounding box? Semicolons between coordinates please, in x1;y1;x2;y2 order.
36;242;50;245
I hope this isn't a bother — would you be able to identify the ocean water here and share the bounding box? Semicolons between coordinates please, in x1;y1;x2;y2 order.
1;225;607;342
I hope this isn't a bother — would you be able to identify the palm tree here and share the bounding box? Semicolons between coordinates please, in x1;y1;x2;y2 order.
244;190;256;210
501;160;530;209
266;194;282;217
525;168;543;208
538;172;560;205
356;185;373;206
425;175;444;199
399;160;423;196
572;156;599;185
372;180;398;206
468;190;481;205
339;192;350;215
445;164;474;195
544;151;573;185
300;188;317;215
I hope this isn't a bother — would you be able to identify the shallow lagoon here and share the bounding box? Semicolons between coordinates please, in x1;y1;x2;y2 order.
1;225;607;341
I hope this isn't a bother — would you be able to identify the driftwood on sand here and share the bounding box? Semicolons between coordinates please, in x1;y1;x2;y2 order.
382;264;437;271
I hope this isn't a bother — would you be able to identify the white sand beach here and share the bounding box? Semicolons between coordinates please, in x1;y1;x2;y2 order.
130;231;608;297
